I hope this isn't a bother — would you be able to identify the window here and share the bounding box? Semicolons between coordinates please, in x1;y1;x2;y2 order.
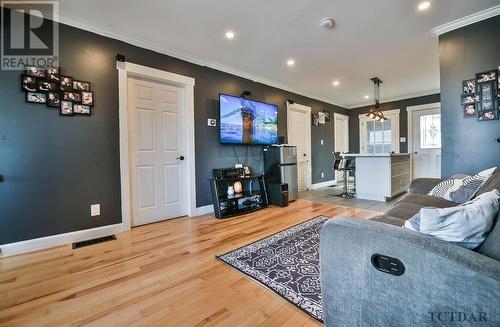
359;110;400;154
419;114;441;149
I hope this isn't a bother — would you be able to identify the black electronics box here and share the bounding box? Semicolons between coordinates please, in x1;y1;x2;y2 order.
267;183;289;207
212;167;244;179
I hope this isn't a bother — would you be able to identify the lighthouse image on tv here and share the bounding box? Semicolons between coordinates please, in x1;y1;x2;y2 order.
219;93;278;145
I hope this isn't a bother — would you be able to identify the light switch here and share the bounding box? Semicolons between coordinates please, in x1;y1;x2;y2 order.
207;118;217;127
91;204;100;216
400;137;406;143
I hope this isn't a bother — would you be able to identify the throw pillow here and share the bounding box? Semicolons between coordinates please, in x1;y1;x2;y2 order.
404;189;500;249
427;167;497;203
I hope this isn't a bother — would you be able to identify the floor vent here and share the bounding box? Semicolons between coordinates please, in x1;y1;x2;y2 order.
72;235;117;249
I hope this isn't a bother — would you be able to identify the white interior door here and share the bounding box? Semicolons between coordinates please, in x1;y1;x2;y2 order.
334;113;349;182
128;77;187;226
411;108;441;179
287;103;312;191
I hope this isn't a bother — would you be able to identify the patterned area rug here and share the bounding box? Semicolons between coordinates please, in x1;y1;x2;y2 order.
216;216;329;322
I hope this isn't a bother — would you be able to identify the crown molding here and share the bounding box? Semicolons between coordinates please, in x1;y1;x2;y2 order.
347;88;440;109
431;5;500;37
56;14;346;108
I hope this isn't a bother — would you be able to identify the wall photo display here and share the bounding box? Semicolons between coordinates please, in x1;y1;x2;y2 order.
21;67;94;117
461;68;498;121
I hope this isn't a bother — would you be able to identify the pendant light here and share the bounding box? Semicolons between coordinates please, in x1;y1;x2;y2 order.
366;77;386;122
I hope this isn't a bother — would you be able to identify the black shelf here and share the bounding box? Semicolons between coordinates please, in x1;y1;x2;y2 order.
210;175;268;219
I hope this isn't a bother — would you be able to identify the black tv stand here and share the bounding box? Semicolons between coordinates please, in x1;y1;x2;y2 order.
210;175;268;219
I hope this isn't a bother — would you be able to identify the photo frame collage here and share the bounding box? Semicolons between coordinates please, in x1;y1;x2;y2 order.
22;67;94;116
461;68;499;121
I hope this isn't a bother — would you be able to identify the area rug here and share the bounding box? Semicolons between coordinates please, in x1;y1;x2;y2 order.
216;216;329;322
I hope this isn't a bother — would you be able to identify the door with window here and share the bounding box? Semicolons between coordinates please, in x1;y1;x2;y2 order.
359;110;400;154
411;108;441;178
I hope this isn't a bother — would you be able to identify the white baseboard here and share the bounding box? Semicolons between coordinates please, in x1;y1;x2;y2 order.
310;180;336;190
194;204;214;216
0;223;123;258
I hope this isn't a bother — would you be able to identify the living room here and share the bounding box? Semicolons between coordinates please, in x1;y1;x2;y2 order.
0;1;499;326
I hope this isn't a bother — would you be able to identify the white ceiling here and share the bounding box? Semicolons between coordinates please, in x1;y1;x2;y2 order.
58;0;500;108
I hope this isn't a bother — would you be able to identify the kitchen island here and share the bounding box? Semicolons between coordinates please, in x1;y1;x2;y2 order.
343;153;411;202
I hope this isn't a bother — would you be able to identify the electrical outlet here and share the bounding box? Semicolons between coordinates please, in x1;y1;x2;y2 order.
91;204;100;216
320;139;324;145
207;118;217;127
321;172;324;178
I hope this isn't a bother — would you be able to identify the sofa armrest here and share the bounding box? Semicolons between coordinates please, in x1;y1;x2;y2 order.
320;218;500;327
409;178;443;194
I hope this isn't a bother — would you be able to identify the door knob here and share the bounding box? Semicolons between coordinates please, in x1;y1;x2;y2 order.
497;137;500;143
0;175;3;182
413;151;418;154
176;156;185;161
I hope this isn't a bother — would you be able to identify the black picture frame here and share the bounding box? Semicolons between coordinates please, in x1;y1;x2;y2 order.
21;74;37;92
476;70;498;84
72;80;91;91
60;101;74;115
477;80;496;111
461;94;478;105
25;67;46;78
463;103;476;118
26;92;47;104
60;76;73;91
477;109;498;121
462;79;476;94
37;80;58;92
81;91;94;106
46;67;60;82
47;92;61;108
63;91;82;103
73;104;91;115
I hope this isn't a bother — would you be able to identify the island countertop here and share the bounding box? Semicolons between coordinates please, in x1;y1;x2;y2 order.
341;153;411;157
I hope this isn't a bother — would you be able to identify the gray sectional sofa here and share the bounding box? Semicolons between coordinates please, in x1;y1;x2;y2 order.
320;171;500;326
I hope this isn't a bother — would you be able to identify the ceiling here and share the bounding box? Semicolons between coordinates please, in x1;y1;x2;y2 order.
58;0;500;108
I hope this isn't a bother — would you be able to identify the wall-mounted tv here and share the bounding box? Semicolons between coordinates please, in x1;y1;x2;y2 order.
219;93;278;145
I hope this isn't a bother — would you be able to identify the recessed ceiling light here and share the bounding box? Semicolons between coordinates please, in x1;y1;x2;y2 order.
418;1;430;11
225;31;235;39
332;80;339;86
287;59;295;66
364;95;370;99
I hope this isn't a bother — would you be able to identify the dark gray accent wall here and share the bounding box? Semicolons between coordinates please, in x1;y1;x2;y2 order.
439;16;500;177
0;17;347;244
348;93;441;153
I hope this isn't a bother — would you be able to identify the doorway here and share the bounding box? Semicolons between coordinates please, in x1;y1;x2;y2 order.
333;113;349;182
407;103;441;179
287;102;312;191
118;62;196;231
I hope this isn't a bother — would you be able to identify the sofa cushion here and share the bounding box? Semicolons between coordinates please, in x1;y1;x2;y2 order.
404;190;500;249
386;202;426;220
369;215;406;227
427;167;496;203
475;171;500;197
398;193;458;208
477;209;500;260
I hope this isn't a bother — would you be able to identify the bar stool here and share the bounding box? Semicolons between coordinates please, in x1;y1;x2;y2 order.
332;152;355;198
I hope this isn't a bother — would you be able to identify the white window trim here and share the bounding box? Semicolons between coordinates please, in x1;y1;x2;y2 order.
359;109;400;154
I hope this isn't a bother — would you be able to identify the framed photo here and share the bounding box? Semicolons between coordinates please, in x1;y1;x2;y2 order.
81;91;93;106
74;104;91;115
60;76;73;91
63;91;82;102
476;70;497;84
72;80;91;91
463;103;476;117
477;110;498;121
60;101;74;115
37;80;58;92
26;67;46;78
21;74;37;92
47;92;61;108
461;94;478;105
462;79;476;94
47;67;60;82
26;92;47;104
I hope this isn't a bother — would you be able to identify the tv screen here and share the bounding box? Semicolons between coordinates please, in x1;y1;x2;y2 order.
219;93;278;145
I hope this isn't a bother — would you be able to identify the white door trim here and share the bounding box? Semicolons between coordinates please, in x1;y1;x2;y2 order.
286;102;312;190
406;102;441;154
117;61;196;231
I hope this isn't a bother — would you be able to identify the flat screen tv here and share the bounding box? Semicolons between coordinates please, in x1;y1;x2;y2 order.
219;93;278;145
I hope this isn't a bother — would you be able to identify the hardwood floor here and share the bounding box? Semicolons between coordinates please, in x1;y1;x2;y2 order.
0;200;380;326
